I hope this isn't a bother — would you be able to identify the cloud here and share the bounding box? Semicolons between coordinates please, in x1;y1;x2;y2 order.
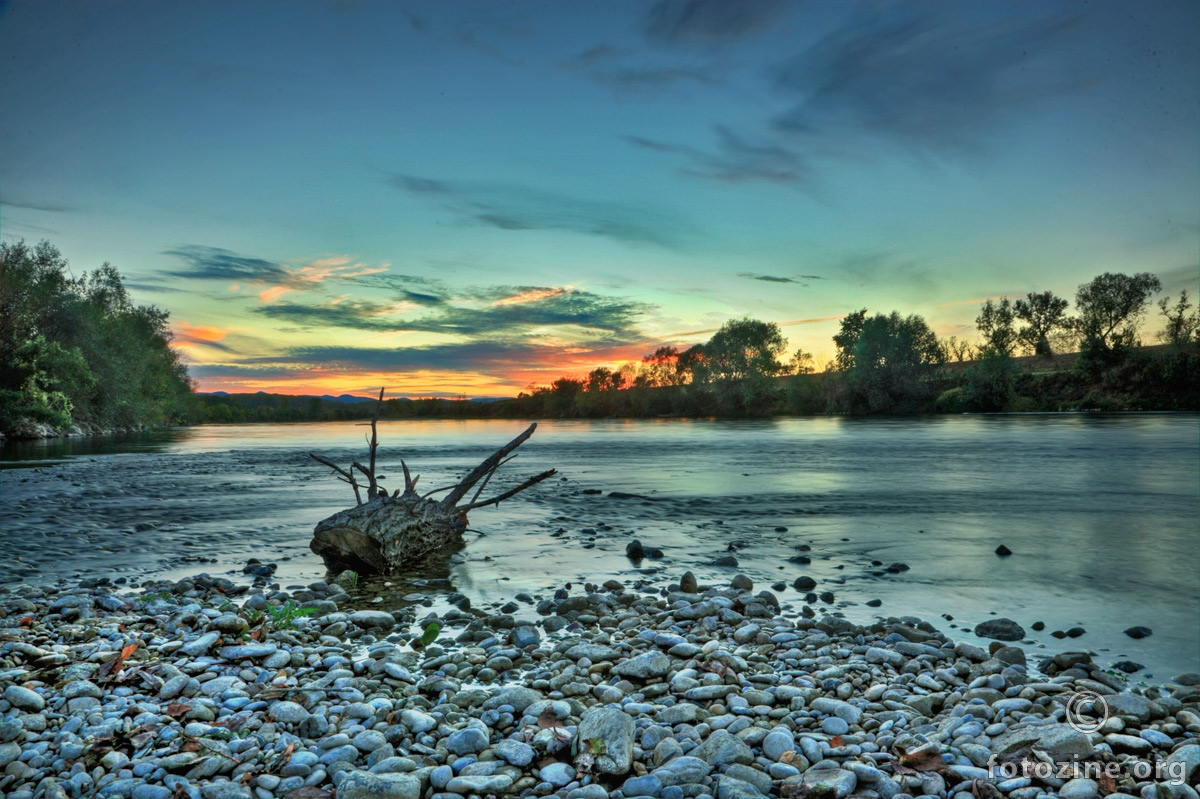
164;245;289;283
172;321;238;354
644;0;788;44
164;247;388;301
253;286;650;343
738;273;801;284
626;125;810;184
0;199;75;213
773;6;1082;155
392;174;691;247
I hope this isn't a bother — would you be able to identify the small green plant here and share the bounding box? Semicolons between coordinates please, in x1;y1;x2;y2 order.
265;600;316;630
412;621;441;650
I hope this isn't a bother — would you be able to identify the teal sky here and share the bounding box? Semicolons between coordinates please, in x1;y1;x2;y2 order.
2;0;1197;396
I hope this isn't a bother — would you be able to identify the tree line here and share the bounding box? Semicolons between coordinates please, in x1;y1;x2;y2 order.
3;238;1195;436
0;241;195;435
508;271;1197;417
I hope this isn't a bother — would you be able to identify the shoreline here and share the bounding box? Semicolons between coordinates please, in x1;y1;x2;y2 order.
1;565;1196;799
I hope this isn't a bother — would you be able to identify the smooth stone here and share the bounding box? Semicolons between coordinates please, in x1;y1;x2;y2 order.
269;701;309;724
613;651;672;680
974;618;1025;641
763;728;796;761
652;756;712;786
446;727;489;755
540;762;576;788
716;776;765;799
1060;779;1100;799
445;775;513;794
337;770;421;799
492;739;535;768
218;643;278;660
3;685;45;711
349;610;396;629
788;768;857;799
624;775;664;797
577;707;635;775
400;709;437;733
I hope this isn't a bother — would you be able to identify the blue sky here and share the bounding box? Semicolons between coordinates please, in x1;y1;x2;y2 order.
2;0;1197;395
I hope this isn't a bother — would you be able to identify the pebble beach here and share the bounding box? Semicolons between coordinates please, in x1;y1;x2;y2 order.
2;565;1197;799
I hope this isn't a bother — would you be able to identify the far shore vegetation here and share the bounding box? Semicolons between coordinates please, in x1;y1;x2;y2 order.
2;239;1197;438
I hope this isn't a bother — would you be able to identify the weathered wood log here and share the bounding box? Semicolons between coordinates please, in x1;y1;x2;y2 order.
308;389;555;574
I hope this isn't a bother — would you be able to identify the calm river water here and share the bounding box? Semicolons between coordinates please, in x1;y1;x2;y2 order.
1;414;1196;679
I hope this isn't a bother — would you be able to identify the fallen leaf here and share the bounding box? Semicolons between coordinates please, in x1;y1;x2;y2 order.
19;616;33;626
1098;774;1117;796
165;702;190;719
971;779;1004;799
830;735;844;748
250;629;263;641
537;709;564;729
780;750;798;765
97;643;139;681
894;742;945;773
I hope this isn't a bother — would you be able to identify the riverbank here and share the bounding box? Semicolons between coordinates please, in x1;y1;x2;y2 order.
1;566;1197;799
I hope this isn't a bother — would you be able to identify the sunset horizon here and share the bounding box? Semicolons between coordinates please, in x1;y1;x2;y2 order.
3;0;1196;397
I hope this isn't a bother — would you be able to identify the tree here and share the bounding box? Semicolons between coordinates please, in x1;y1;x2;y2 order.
1157;290;1199;347
0;239;195;434
832;309;867;371
942;335;975;363
1074;272;1162;354
700;318;788;382
834;310;944;413
790;347;815;375
975;298;1018;357
1014;291;1069;357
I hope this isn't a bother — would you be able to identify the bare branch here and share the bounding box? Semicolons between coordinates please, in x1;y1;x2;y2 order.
420;483;460;499
457;469;557;512
440;423;539;510
401;459;413;494
310;452;362;505
470;454;518;505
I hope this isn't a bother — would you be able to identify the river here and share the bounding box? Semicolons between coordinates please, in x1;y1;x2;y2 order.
1;413;1196;679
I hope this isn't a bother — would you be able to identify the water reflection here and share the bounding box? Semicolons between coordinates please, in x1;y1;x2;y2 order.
0;414;1196;677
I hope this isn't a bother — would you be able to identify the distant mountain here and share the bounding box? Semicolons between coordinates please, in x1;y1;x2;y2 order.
319;394;379;404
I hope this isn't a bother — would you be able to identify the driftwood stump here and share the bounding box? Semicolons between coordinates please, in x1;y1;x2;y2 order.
308;389;556;574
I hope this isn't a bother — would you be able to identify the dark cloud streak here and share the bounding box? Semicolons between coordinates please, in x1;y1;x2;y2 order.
392;174;691;247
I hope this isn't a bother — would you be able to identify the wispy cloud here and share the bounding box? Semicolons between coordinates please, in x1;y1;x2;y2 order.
392;174;692;247
173;321;238;354
163;247;388;302
738;273;801;284
772;6;1082;156
164;246;289;283
644;0;788;44
254;285;650;343
626;125;810;184
0;199;76;213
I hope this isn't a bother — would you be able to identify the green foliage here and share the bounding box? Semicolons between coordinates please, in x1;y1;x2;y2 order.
0;240;195;434
975;298;1018;357
265;600;317;630
834;310;944;413
1073;272;1162;373
1157;290;1198;347
961;352;1018;412
1014;291;1069;357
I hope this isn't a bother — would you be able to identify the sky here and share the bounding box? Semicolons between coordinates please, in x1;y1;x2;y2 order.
2;0;1197;397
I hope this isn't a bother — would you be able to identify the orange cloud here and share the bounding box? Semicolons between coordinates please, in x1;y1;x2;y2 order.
174;321;229;346
256;256;389;303
491;287;569;306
